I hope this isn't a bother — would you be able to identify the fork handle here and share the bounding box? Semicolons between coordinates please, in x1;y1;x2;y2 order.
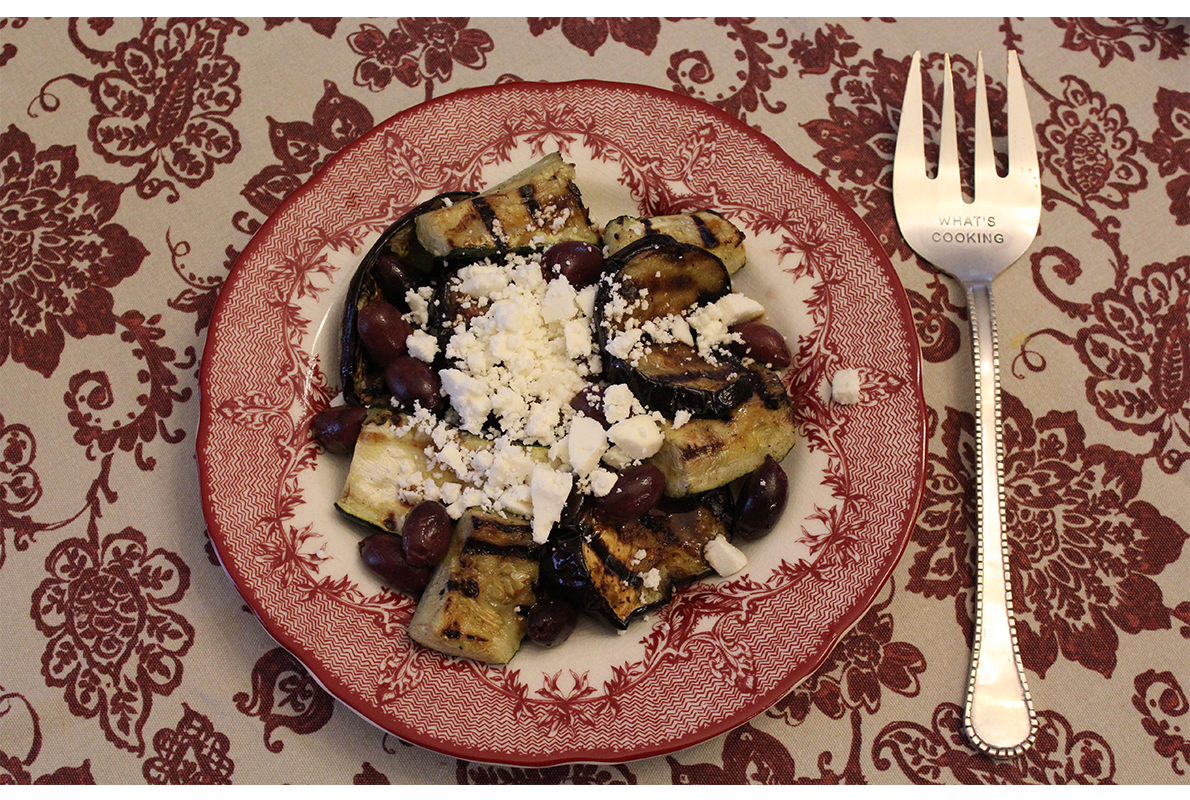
963;282;1037;759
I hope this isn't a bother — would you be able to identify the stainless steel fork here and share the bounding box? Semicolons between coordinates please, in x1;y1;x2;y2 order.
893;50;1041;758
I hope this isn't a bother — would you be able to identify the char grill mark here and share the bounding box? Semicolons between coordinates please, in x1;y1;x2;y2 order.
472;196;500;242
692;213;720;249
517;183;541;221
461;539;537;561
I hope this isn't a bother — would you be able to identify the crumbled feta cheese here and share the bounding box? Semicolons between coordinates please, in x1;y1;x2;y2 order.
564;318;593;360
530;466;573;544
606;415;664;460
576;284;598;318
541;278;579;323
832;368;861;405
704;536;748;576
457;263;509;297
714;293;765;326
587;468;619;497
602;384;637;425
441;253;588;445
601;445;636;470
566;416;608;477
405;286;434;327
673;409;692;429
640;568;662;590
439;369;493;434
606;328;642;360
406;329;438;362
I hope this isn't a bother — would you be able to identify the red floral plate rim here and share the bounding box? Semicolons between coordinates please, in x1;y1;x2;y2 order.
198;79;927;766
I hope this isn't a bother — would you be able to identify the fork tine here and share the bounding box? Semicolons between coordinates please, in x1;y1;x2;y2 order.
937;53;963;198
973;52;997;190
1005;51;1039;181
894;51;926;178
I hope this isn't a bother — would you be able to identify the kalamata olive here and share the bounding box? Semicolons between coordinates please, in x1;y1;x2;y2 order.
385;356;444;412
728;322;792;369
373;251;424;307
359;533;432;595
598;463;666;521
545;241;605;288
401;500;452;568
357;299;412;366
309;404;367;454
569;384;608;427
526;594;579;647
733;455;789;541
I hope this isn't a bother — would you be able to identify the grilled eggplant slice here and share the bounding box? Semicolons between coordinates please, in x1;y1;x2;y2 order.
341;191;474;406
407;509;540;663
603;210;747;274
647;366;798;497
596;235;755;418
414;152;601;259
542;488;733;629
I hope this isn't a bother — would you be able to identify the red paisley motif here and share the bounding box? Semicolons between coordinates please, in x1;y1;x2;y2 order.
85;17;245;199
353;763;389;784
30;528;194;755
142;704;234;784
1037;75;1147;208
347;18;493;99
1133;669;1190;776
232;647;334;753
0;687;95;784
528;17;660;58
873;702;1115;783
668;724;797;784
1074;256;1190;473
0;125;147;377
458;762;637;784
666;19;786;123
0;413;41;571
1139;87;1190;226
769;583;924;724
1052;17;1189;67
262;17;340;38
907;394;1188;678
237;80;374;235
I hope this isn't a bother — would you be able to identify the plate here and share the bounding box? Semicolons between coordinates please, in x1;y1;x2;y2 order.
198;80;926;766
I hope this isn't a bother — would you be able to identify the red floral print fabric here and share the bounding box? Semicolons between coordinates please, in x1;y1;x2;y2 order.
0;15;1185;785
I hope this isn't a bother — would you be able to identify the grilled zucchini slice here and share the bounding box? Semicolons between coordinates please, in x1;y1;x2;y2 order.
541;488;733;629
407;509;540;664
335;409;457;533
603;210;747;274
341;192;473;406
334;409;557;532
414;151;601;259
596;235;755;418
647;366;798;497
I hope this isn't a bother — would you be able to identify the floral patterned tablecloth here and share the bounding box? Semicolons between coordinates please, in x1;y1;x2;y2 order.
2;16;1187;785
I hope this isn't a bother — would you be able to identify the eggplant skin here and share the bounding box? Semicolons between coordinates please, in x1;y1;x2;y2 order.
341;191;474;407
595;235;755;418
540;488;733;629
604;210;747;274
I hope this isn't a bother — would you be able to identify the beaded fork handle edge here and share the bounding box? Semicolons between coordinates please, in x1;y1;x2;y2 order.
963;283;1038;759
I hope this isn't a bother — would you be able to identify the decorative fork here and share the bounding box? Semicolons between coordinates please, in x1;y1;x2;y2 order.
893;50;1041;759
